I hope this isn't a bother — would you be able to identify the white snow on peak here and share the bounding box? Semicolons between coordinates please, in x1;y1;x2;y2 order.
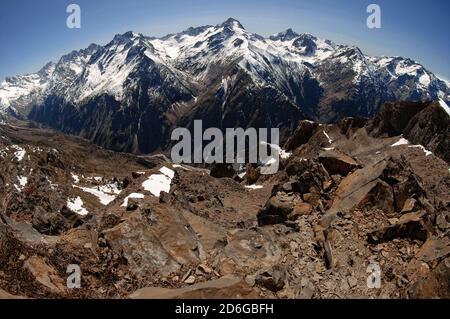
98;182;121;195
391;139;433;156
0;74;50;109
77;45;139;102
419;73;431;87
1;19;449;115
394;61;421;76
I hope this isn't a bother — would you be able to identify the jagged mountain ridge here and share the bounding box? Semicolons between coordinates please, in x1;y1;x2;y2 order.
0;18;449;153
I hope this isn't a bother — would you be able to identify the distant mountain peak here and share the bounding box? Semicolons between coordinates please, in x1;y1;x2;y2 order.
270;28;299;41
111;31;143;45
220;17;245;30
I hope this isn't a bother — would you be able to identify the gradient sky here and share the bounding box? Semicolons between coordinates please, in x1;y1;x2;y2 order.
0;0;449;81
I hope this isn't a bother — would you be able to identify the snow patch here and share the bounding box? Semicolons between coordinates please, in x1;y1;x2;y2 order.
121;193;145;207
245;184;263;190
14;175;28;192
323;131;333;144
159;166;175;179
142;166;175;197
74;182;121;205
395;61;421;76
408;145;432;157
419;73;431;87
259;141;292;159
11;145;26;161
391;138;409;147
238;172;247;179
173;164;192;171
71;173;80;183
67;197;89;216
438;99;450;118
98;182;121;195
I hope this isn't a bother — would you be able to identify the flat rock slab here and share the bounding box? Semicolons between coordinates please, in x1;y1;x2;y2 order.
129;275;259;299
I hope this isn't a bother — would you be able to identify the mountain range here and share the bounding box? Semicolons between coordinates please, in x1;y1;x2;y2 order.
1;18;449;154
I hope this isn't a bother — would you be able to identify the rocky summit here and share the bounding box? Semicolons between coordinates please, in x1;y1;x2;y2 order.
0;100;449;299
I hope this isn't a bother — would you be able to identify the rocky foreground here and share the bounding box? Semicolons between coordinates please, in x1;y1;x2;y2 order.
0;101;449;299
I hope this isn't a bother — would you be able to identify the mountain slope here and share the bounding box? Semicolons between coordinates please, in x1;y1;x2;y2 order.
1;18;449;153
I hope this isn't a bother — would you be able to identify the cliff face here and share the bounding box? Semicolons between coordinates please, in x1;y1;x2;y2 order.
368;100;450;162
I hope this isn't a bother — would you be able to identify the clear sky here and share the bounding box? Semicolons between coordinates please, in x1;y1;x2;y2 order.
0;0;449;81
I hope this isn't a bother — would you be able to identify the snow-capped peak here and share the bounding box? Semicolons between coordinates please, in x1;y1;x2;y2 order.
220;17;245;30
0;62;56;112
1;18;449;119
269;28;299;41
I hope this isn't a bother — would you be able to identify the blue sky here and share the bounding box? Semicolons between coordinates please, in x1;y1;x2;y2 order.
0;0;449;81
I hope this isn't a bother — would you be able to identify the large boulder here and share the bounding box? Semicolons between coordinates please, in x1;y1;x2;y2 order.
328;157;426;215
318;149;361;176
32;206;85;236
129;275;259;299
182;211;227;253
257;193;297;225
217;229;282;275
328;159;390;214
0;289;27;299
255;265;287;292
408;257;450;299
367;211;432;244
103;205;201;278
284;120;319;151
210;163;235;179
23;256;66;294
338;117;368;136
285;158;330;194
